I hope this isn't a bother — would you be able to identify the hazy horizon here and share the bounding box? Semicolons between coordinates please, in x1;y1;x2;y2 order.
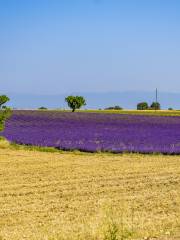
3;90;180;110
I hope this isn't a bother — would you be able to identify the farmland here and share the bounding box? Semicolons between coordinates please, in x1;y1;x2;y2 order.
1;111;180;240
1;0;180;239
0;142;180;240
3;110;180;154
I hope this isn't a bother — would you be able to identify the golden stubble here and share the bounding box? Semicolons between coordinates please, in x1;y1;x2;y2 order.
0;147;180;239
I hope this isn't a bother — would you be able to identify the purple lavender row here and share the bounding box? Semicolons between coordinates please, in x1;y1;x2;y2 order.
2;110;180;154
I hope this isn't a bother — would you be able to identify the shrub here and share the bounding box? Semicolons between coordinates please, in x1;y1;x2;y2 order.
137;102;149;110
105;106;123;110
38;107;47;110
0;108;12;131
104;221;119;240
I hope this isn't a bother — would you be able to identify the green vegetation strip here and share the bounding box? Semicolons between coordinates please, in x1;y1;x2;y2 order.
35;109;180;116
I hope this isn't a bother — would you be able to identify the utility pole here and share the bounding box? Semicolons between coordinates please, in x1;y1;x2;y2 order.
155;88;158;111
156;88;158;103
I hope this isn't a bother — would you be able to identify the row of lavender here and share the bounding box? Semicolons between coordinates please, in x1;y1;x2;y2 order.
2;110;180;154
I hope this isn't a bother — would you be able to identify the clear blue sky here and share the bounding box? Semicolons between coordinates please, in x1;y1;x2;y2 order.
1;0;180;95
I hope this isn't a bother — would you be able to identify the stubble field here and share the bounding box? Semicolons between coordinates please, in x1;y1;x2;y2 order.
0;142;179;240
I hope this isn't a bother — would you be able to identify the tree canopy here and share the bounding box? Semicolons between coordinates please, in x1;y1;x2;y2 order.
0;95;10;109
137;102;149;110
0;95;11;132
150;102;161;110
65;96;86;112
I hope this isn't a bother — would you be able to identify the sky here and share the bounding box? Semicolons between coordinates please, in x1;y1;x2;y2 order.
0;0;180;95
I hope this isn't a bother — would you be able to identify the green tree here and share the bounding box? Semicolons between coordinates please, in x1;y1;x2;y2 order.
0;95;10;109
0;95;11;132
150;102;161;110
65;96;86;112
137;102;149;110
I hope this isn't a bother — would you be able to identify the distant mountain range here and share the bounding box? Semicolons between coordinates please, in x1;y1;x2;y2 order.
5;91;180;110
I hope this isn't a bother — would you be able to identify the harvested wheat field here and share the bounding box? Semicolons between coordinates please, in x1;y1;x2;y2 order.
0;145;180;240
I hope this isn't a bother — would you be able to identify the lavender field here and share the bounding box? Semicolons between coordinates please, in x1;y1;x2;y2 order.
2;110;180;154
